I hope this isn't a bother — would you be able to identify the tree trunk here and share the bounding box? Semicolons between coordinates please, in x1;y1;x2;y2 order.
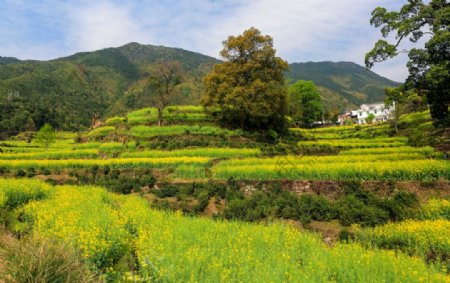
157;108;163;127
394;103;399;134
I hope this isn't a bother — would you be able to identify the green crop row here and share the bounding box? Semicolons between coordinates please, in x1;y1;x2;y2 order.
126;106;210;125
215;153;433;167
129;125;240;138
121;147;260;158
86;126;115;138
298;138;408;149
338;146;439;157
212;159;450;181
0;157;211;170
420;199;450;220
0;149;99;160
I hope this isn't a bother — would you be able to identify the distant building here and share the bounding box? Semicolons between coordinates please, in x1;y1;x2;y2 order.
338;102;393;125
337;112;354;125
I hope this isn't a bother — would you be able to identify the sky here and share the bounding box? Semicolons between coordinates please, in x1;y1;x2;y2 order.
0;0;415;82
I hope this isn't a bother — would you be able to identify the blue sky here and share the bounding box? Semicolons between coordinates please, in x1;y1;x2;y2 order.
0;0;412;81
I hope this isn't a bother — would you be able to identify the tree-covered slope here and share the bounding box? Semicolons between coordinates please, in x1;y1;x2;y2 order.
0;43;397;138
0;43;218;138
0;56;20;65
287;61;399;109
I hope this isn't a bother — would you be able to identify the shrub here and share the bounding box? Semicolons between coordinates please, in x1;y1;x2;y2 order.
296;194;336;224
154;184;179;198
15;169;26;177
384;191;419;221
336;195;390;227
0;235;96;283
138;174;156;188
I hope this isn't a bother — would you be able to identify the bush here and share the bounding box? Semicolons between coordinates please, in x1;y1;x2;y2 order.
0;166;8;174
337;195;390;227
338;228;354;242
384;191;418;221
139;174;156;188
0;235;96;283
193;191;210;214
15;169;26;177
296;194;336;224
154;185;179;198
110;176;136;194
26;167;36;178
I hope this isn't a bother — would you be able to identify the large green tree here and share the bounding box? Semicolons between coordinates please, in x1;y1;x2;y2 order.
288;80;323;128
365;0;449;127
202;28;288;133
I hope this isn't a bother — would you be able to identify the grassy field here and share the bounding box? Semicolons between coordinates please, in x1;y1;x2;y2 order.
212;159;449;181
1;108;447;183
1;107;449;281
2;179;449;282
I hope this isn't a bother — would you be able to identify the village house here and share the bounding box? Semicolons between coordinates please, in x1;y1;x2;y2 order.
338;102;393;125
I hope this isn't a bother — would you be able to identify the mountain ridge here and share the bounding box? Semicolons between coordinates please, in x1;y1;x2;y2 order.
0;42;398;138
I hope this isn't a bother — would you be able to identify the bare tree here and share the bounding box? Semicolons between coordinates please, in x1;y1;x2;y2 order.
148;61;183;126
91;113;100;129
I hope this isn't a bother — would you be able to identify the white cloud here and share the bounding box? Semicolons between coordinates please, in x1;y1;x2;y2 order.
185;0;410;80
0;0;415;81
65;1;152;52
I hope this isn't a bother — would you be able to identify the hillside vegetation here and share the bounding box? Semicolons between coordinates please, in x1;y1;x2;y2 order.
287;61;399;109
0;105;449;281
0;43;398;138
1;179;449;282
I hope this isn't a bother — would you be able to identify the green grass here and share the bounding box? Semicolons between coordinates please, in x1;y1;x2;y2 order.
121;147;260;158
129;125;240;138
298;137;408;149
0;157;211;170
338;146;439;157
212;159;450;181
3;179;447;282
86;126;115;138
0;149;99;160
126;106;211;125
355;219;450;269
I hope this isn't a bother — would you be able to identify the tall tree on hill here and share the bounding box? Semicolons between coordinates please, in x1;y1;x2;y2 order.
365;0;450;127
202;27;288;133
147;61;183;126
288;80;323;128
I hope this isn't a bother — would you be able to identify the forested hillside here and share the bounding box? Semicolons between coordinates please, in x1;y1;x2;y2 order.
0;43;218;139
0;43;397;138
287;61;399;111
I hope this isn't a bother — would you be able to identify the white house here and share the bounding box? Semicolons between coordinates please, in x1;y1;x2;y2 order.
353;102;393;124
337;102;394;125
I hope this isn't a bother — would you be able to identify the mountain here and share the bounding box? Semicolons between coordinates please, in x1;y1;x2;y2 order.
0;43;397;138
0;43;218;138
287;61;399;112
0;56;20;65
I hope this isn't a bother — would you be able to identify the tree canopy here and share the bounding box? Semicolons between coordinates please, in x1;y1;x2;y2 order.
288;80;323;128
365;0;449;127
34;123;56;149
202;27;288;133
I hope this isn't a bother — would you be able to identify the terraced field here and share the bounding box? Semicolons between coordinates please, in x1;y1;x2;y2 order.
0;107;448;281
1;111;447;182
